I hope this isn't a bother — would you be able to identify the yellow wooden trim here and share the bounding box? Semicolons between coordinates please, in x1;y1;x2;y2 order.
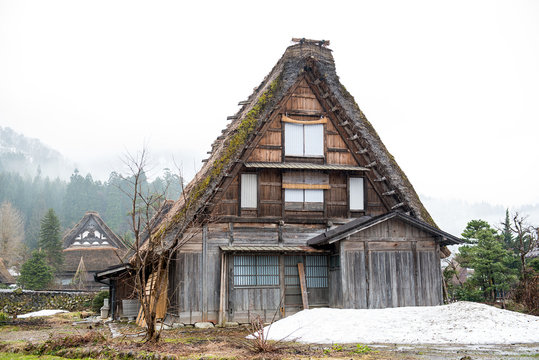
282;115;327;125
282;183;330;190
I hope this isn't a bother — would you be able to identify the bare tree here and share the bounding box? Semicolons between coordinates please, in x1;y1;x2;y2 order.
0;201;25;268
511;212;539;275
121;148;204;342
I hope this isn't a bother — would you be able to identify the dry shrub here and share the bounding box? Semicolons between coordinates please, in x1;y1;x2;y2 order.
512;269;539;315
36;331;107;354
240;315;285;353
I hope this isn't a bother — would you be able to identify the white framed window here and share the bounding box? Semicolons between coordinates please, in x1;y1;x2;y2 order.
284;122;324;156
241;173;257;208
349;177;365;211
285;189;324;203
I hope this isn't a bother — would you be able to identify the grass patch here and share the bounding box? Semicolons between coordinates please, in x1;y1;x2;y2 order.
0;354;93;360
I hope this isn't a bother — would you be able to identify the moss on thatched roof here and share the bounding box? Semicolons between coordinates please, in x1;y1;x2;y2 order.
154;41;436;244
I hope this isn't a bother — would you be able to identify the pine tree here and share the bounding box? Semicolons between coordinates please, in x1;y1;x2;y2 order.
17;250;54;290
458;220;518;302
501;209;514;250
38;208;64;273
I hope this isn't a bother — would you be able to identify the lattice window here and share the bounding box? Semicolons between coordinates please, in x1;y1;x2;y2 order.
284;255;328;289
305;255;328;288
233;255;279;287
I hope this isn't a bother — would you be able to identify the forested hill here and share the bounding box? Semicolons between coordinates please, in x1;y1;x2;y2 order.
0;127;73;179
0;169;183;250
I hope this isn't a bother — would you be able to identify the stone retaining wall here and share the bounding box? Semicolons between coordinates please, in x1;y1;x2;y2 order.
0;289;97;315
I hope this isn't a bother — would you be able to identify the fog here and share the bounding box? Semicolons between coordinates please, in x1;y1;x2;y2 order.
1;0;538;207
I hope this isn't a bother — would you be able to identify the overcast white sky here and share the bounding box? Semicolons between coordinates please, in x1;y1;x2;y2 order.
1;0;538;208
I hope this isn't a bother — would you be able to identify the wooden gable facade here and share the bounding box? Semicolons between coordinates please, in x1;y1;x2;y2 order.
104;40;460;325
155;41;461;326
60;211;127;290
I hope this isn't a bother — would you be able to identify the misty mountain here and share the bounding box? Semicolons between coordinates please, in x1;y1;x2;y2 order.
0;126;74;178
421;195;539;237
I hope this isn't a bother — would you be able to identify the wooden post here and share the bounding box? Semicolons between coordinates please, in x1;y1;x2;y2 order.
364;241;370;309
412;241;420;306
279;255;285;317
435;242;443;305
202;225;208;321
218;252;227;325
297;263;309;310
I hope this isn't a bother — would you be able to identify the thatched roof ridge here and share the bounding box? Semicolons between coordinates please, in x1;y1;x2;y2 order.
63;211;127;249
61;247;127;274
304;50;435;225
156;42;434;243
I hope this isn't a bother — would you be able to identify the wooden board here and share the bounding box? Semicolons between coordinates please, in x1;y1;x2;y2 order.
136;270;168;327
297;263;309;310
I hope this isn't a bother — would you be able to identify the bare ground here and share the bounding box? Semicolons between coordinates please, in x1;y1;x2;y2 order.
1;313;538;359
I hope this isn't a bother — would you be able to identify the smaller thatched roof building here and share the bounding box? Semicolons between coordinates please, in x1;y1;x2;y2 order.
0;258;15;285
60;211;128;290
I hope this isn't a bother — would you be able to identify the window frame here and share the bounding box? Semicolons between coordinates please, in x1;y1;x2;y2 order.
349;176;366;211
240;173;258;209
284;122;325;158
233;254;280;288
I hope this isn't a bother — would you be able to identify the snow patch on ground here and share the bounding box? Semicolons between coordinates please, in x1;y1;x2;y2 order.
260;302;539;344
18;309;68;318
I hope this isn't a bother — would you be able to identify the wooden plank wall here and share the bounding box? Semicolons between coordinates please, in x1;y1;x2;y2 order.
340;218;443;309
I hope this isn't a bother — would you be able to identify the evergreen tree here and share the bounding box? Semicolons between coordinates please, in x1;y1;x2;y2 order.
458;220;518;302
18;250;54;290
461;219;496;244
501;208;514;250
38;209;64;273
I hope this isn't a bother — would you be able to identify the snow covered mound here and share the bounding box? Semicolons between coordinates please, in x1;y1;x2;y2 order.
18;309;68;318
260;302;539;344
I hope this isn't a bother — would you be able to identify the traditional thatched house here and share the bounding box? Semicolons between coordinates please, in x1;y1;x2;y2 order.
60;211;127;290
99;39;461;324
0;258;15;285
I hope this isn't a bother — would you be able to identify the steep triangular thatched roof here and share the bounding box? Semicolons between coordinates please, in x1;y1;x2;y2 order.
63;211;127;249
154;40;435;245
0;258;15;284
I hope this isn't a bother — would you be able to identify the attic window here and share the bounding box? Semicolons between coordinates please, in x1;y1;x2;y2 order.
283;116;325;157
